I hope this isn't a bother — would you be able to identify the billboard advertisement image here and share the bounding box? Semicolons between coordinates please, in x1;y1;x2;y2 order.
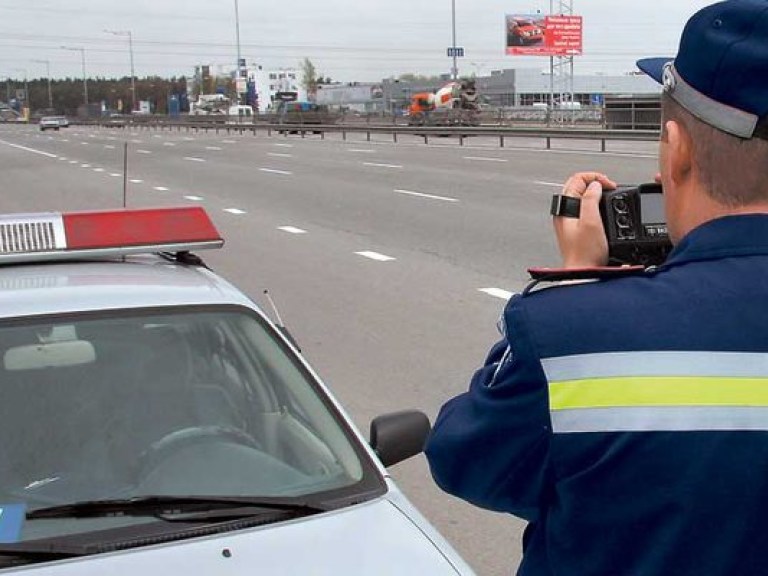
505;14;583;56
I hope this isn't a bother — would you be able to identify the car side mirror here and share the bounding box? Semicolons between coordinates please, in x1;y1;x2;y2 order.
369;410;431;468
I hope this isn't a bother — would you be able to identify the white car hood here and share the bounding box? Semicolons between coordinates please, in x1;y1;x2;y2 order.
4;499;465;575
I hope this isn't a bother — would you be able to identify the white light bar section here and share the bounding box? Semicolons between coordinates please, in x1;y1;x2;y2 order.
0;213;66;255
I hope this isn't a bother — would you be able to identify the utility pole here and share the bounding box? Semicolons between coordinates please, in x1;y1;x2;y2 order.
105;30;137;112
32;59;53;110
61;46;88;107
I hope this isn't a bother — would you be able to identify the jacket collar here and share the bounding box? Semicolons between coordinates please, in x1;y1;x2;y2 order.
663;214;768;268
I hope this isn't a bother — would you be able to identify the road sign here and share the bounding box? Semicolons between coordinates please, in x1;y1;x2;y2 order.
447;47;465;57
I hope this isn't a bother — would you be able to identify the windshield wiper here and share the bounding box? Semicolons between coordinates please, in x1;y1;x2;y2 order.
27;495;329;522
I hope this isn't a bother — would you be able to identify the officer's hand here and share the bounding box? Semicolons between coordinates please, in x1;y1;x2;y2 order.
553;172;617;268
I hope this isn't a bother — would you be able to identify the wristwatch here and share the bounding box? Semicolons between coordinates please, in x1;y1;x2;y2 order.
550;194;581;219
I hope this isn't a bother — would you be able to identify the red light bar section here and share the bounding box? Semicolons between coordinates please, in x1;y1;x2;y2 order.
62;207;223;250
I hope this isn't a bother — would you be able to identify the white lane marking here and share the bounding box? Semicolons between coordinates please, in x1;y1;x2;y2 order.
205;146;222;151
109;173;121;177
0;139;59;158
534;181;564;187
68;160;78;164
129;179;143;184
106;136;117;141
136;149;152;154
184;156;206;162
80;164;91;168
356;251;396;262
80;142;89;145
479;288;514;300
60;139;69;142
274;143;293;148
278;226;307;234
393;189;459;203
224;208;246;215
183;137;195;141
58;157;67;161
259;168;293;175
153;186;169;191
184;195;204;201
268;152;293;158
93;168;105;172
463;156;508;163
104;145;115;149
363;162;403;169
163;142;176;147
130;139;142;144
152;134;163;139
222;140;237;144
348;148;375;153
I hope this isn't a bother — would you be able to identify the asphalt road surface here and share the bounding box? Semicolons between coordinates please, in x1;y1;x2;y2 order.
0;123;658;576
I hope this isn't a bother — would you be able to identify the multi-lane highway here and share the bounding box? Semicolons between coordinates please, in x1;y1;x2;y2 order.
0;123;658;575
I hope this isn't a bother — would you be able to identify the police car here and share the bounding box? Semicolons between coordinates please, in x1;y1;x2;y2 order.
0;207;475;575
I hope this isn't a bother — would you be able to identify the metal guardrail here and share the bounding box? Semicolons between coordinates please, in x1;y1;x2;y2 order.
92;119;660;152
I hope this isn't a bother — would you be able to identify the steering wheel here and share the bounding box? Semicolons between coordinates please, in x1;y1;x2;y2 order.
138;425;262;480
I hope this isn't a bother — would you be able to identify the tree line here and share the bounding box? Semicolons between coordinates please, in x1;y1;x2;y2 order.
2;76;189;117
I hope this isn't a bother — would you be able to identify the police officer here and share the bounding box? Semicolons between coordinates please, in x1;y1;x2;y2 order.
425;1;768;574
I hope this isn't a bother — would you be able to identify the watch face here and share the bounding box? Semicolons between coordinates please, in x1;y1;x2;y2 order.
550;194;581;219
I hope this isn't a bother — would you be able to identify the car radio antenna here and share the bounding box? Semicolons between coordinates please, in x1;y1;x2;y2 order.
122;142;129;208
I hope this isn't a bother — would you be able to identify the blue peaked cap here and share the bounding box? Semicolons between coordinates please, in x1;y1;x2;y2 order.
637;0;768;138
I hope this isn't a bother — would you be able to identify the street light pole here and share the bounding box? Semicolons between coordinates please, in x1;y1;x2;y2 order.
61;46;88;107
105;30;137;112
234;0;242;105
32;59;53;110
451;0;458;80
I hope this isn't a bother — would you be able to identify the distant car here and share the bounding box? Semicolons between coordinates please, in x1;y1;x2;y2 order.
0;206;476;575
507;17;544;46
39;116;68;131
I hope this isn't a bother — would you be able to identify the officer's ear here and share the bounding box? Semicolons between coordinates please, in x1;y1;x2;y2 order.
663;119;693;186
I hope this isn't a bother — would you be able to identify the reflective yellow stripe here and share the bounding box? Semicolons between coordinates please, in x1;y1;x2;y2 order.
549;377;768;411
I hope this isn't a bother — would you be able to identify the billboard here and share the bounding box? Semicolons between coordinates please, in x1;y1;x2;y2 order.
505;14;583;56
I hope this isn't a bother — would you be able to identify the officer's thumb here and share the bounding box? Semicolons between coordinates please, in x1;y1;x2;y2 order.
580;181;603;224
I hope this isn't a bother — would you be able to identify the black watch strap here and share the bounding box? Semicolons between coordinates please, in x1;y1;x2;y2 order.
550;194;581;219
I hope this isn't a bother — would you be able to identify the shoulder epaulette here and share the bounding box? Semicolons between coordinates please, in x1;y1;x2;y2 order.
523;265;649;296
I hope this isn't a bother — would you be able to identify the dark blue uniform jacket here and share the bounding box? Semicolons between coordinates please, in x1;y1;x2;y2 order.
426;215;768;576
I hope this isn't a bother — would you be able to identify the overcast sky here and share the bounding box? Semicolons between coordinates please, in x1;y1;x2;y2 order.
0;1;714;82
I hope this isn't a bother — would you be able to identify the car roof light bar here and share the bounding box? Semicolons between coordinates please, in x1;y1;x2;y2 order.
0;206;224;264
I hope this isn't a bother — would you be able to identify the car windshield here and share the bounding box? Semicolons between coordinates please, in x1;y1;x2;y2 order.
0;306;377;542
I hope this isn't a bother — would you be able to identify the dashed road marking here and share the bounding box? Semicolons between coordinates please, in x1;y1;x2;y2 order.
278;226;307;234
274;143;293;148
109;173;121;177
104;145;115;149
259;168;293;175
0;139;58;158
224;208;246;215
356;251;396;262
479;288;514;300
163;142;176;147
80;142;89;145
184;156;206;162
394;189;459;203
222;140;237;144
137;149;152;154
129;178;143;184
80;164;91;168
363;162;403;169
153;186;169;191
463;156;508;163
184;195;204;201
205;146;222;151
534;181;564;187
268;152;293;158
93;168;105;172
348;148;375;153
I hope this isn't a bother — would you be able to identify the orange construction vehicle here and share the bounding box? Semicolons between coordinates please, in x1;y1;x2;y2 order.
407;79;480;127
